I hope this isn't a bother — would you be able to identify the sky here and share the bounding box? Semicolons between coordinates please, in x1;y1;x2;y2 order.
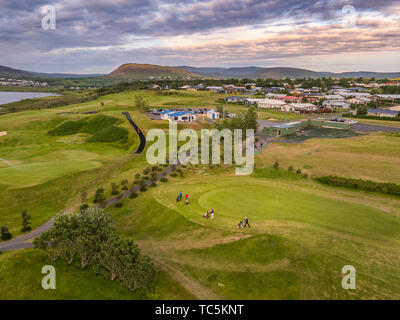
1;0;400;74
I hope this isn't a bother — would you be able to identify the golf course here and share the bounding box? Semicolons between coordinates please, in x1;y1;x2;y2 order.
1;89;400;300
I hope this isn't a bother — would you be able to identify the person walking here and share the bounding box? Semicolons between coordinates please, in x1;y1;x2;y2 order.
179;192;183;201
243;217;250;228
210;208;214;219
185;194;189;205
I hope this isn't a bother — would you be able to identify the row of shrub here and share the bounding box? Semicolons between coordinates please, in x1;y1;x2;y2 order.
315;176;400;196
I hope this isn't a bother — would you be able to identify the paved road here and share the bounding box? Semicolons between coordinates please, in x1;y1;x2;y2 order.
122;112;146;154
0;152;188;252
0;218;55;251
353;123;400;133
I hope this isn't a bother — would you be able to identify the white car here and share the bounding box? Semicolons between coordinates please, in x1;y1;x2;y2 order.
345;119;358;124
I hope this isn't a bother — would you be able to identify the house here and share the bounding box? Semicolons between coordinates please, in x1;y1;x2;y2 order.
262;122;302;137
367;109;399;118
376;95;400;103
323;94;345;100
206;86;223;92
161;111;196;122
279;96;302;103
347;97;371;105
224;96;248;103
337;92;372;99
265;93;286;99
281;103;317;113
322;100;350;110
257;99;287;109
206;109;220;120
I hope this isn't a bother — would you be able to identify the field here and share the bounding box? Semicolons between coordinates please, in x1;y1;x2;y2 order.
1;89;400;300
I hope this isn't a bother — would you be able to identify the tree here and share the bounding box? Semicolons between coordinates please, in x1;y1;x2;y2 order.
111;182;120;195
80;191;88;205
0;226;12;240
93;188;106;205
21;210;32;232
134;95;150;113
273;161;280;170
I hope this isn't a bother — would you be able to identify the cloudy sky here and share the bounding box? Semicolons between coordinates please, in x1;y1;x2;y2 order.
1;0;400;74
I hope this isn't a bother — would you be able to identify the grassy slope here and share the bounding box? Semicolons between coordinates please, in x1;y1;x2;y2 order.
0;249;194;300
255;132;400;183
105;169;400;299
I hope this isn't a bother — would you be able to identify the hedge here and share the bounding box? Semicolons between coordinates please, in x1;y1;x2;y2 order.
315;176;400;196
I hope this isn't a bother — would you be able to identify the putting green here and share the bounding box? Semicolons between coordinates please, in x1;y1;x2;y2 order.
158;179;400;242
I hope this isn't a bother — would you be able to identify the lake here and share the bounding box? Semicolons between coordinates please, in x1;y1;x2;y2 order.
0;92;60;105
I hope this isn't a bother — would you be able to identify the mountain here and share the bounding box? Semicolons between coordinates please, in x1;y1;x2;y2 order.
106;63;200;79
179;66;400;79
0;65;31;77
177;66;264;78
0;65;104;79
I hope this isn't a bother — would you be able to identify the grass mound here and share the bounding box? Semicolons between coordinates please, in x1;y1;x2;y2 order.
48;115;128;143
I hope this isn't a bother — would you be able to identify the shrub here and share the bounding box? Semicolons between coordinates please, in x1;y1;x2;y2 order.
296;169;302;175
1;226;12;241
80;204;89;211
121;186;128;191
150;183;157;187
111;190;120;195
302;173;308;179
129;192;138;199
288;166;294;172
273;161;280;170
140;187;147;192
160;178;168;183
170;173;178;177
134;180;140;185
114;202;123;208
134;173;141;180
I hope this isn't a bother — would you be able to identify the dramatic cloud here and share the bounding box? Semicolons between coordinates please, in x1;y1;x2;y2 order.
0;0;399;72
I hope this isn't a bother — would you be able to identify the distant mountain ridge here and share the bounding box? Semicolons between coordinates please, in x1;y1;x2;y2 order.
178;66;400;79
1;64;400;80
0;65;103;79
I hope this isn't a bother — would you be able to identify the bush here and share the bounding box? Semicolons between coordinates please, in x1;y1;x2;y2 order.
21;227;32;232
121;186;128;191
170;173;178;177
134;180;140;185
160;178;168;183
129;192;138;199
273;161;279;170
288;166;294;172
315;176;400;196
150;182;157;187
1;226;12;241
111;190;120;195
296;169;302;175
114;202;123;208
80;204;89;211
140;186;147;192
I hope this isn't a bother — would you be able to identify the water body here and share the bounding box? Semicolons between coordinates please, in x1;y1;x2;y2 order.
0;92;59;105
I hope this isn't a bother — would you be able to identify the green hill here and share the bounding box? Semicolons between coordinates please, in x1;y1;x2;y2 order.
106;63;200;80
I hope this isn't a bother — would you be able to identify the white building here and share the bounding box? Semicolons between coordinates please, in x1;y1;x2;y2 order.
161;111;196;122
206;109;220;120
281;103;317;113
257;99;287;109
